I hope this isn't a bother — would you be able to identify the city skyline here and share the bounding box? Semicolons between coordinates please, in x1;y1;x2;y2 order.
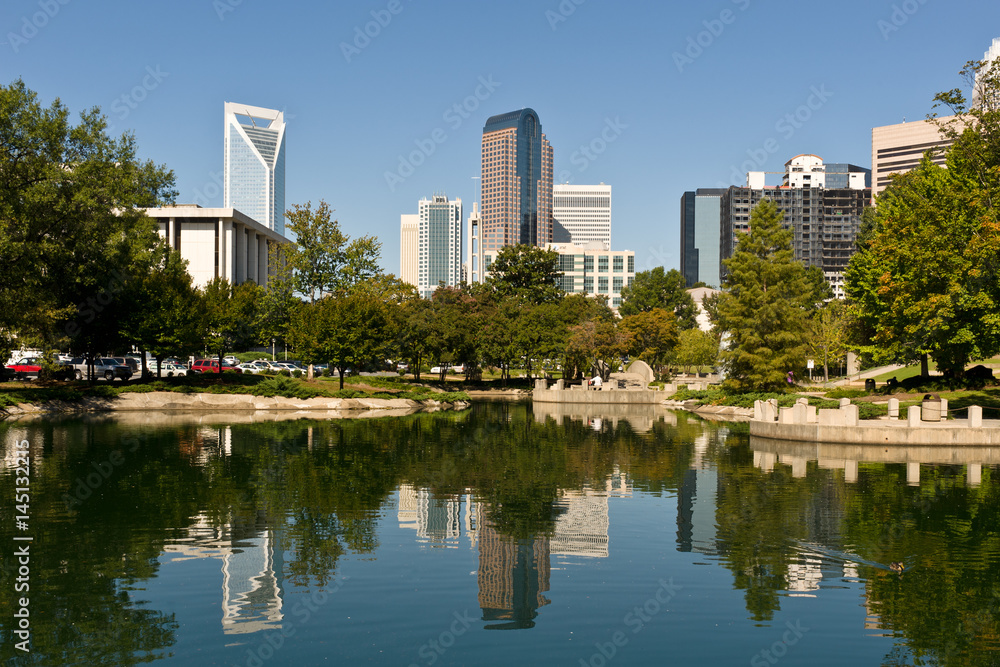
7;1;997;275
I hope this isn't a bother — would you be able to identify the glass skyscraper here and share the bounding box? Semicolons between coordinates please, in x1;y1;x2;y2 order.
224;102;286;235
478;108;553;274
417;195;462;299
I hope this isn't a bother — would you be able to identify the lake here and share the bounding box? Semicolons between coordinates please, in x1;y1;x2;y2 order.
1;401;998;666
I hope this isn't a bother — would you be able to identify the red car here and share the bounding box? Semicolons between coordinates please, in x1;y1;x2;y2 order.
6;357;43;380
190;359;243;374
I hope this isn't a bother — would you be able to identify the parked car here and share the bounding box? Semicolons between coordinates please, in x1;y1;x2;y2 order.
190;359;243;374
111;357;140;375
157;363;189;377
224;356;239;366
236;363;262;374
5;357;43;380
430;366;444;374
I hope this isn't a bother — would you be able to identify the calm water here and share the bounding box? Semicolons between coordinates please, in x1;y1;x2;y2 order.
1;402;999;666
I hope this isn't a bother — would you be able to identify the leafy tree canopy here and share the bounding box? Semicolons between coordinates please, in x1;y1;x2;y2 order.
618;266;698;329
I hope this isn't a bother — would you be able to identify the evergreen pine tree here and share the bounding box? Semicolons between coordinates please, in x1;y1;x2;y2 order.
716;199;814;392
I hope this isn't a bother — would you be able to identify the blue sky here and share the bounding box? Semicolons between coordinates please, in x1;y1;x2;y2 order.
4;0;998;275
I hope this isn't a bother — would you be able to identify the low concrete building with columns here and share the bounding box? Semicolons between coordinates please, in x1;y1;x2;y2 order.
146;204;291;288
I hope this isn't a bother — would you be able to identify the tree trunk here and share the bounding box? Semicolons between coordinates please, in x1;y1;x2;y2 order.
921;353;929;377
338;368;345;390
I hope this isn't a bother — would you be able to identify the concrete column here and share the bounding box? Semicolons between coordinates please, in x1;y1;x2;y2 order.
844;404;859;426
907;461;921;486
754;400;764;421
247;232;258;284
259;238;269;288
555;379;565;391
839;398;851;408
970;405;983;428
968;463;982;487
907;405;921;427
168;217;176;249
792;402;808;424
940;398;949;421
779;407;796;424
844;460;858;484
888;398;899;419
806;405;817;423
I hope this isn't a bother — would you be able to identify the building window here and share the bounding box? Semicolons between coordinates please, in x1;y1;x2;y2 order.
584;277;593;292
613;277;623;293
627;256;634;273
598;277;608;294
598;256;608;273
613;256;623;273
584;256;594;272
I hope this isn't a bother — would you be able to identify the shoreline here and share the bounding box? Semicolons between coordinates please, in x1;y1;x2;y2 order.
0;390;470;419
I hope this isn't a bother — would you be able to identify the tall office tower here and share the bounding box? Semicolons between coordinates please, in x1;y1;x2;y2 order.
679;189;726;288
973;36;1000;110
716;155;872;298
552;183;612;246
399;213;419;287
478;108;553;275
871;118;954;198
224;103;286;235
417;194;462;299
466;203;481;284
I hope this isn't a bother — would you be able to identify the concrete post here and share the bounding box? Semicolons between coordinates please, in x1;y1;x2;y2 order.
779;407;796;424
754;400;764;421
839;398;851;408
940;398;949;420
555;379;565;391
844;404;859;427
888;398;899;419
970;405;983;428
806;405;817;423
907;405;921;427
792;402;808;424
768;398;778;416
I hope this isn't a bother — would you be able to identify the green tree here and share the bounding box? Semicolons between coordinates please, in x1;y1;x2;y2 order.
618;266;698;329
673;327;719;375
846;57;1000;378
123;245;205;376
485;244;562;304
619;308;679;374
289;286;392;389
202;279;260;371
256;243;300;358
0;79;175;354
808;299;848;383
715;199;813;392
284;200;383;302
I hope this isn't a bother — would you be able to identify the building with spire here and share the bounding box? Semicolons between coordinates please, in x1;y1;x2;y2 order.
475;108;553;278
224;102;286;234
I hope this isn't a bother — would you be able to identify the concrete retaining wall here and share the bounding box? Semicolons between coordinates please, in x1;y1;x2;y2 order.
750;418;1000;446
532;387;663;405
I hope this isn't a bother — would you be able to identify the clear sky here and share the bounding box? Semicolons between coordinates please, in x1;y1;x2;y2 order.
4;0;998;276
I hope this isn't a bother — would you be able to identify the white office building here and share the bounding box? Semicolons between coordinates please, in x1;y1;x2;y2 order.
417;195;463;299
548;241;635;311
466;203;482;285
224;103;286;235
400;213;419;287
552;183;612;246
147;205;290;289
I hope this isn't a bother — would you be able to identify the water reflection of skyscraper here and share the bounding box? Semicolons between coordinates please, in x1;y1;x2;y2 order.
396;474;631;629
162;514;285;635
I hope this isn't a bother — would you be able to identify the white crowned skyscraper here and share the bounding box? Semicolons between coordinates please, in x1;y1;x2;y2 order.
224;102;286;235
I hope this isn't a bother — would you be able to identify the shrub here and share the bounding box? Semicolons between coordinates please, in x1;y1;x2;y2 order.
278;370;291;377
292;370;303;379
826;388;867;399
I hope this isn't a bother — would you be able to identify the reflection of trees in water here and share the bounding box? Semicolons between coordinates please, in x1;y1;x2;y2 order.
717;428;1000;664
